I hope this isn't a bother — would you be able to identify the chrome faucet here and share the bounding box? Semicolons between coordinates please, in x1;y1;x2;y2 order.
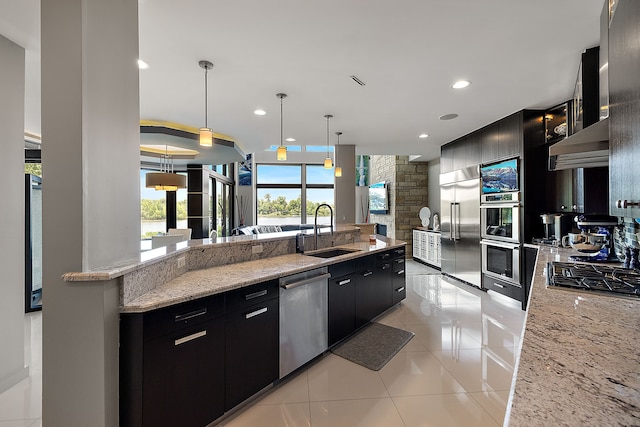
314;203;334;250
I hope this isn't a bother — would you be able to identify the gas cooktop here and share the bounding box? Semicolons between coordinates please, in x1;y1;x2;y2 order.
547;262;640;298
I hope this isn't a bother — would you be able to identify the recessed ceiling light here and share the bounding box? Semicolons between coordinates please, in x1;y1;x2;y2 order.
418;134;429;139
254;109;266;116
137;59;149;69
439;113;458;120
285;138;296;142
452;80;470;89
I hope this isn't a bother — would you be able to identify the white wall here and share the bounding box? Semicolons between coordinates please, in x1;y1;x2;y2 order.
0;34;29;393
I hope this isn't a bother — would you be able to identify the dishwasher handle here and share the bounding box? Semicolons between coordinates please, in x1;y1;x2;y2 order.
281;273;331;290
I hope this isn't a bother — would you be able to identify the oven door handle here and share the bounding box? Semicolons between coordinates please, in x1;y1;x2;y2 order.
480;240;521;250
479;204;520;209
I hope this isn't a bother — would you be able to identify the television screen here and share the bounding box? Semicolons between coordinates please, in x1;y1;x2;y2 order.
369;181;388;214
481;158;518;194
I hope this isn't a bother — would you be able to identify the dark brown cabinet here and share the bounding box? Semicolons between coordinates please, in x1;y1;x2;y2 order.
609;0;640;217
481;113;522;164
391;248;406;304
225;281;279;410
120;294;226;427
328;261;357;346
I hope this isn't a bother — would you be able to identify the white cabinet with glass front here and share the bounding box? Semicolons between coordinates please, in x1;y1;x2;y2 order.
413;228;441;268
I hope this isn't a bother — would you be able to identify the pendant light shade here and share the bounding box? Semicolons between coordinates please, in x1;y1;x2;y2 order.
199;60;214;147
334;131;343;177
145;146;187;191
324;114;333;169
277;93;287;161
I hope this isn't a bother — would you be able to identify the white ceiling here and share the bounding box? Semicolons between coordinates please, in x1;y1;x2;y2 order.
1;0;604;162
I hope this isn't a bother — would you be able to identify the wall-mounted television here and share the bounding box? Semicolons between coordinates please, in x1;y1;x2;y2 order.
480;158;519;194
369;181;388;214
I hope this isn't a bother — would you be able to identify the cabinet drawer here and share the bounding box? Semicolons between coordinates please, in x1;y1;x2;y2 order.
328;260;356;278
392;283;406;304
391;247;405;258
376;251;392;263
143;293;225;341
225;279;279;312
482;274;522;301
392;257;405;272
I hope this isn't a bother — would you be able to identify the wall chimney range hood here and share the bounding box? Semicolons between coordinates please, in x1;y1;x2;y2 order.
548;118;609;171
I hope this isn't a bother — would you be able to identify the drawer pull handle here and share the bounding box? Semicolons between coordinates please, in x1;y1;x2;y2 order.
175;330;206;346
245;289;268;300
174;308;207;323
397;270;405;275
362;271;373;277
395;286;405;293
246;307;268;319
396;259;405;264
493;283;504;288
382;264;390;270
338;279;351;286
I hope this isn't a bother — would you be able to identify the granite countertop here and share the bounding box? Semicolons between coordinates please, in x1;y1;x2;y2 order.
121;238;405;313
506;245;640;426
63;225;361;282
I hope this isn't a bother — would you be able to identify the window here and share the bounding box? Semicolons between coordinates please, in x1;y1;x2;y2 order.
140;170;187;240
256;164;333;225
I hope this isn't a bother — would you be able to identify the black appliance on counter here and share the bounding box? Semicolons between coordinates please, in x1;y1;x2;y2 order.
547;261;640;298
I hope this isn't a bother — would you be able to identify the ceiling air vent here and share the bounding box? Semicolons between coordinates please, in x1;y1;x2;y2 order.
349;75;366;86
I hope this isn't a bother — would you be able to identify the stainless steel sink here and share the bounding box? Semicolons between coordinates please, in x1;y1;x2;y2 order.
304;248;361;258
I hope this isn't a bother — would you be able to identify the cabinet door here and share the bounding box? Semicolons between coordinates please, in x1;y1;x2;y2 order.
452;137;468;171
609;0;640;217
328;273;356;346
355;254;377;328
376;252;394;314
498;113;522;159
225;297;279;410
440;143;455;173
142;318;225;427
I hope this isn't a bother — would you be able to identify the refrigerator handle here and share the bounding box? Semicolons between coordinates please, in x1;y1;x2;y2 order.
449;203;454;241
455;203;461;241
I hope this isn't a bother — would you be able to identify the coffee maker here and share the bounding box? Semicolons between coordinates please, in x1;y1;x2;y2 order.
539;213;574;245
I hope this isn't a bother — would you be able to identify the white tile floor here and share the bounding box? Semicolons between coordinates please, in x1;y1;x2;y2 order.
0;260;526;427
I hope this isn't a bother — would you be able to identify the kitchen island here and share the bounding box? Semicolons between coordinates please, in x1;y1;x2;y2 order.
506;245;640;426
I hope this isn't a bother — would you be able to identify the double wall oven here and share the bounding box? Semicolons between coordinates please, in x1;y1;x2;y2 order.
479;158;523;302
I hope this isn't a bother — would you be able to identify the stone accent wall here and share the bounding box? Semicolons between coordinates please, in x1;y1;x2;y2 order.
370;155;396;239
395;157;429;257
370;155;429;257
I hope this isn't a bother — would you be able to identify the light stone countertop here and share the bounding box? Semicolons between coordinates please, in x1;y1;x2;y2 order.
121;238;405;313
506;245;640;426
63;225;358;282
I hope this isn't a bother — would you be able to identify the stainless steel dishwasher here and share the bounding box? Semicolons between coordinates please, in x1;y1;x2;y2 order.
279;267;330;378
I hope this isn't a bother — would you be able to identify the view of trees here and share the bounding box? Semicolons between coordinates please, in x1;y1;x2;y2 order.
258;194;332;217
24;164;42;177
141;199;187;220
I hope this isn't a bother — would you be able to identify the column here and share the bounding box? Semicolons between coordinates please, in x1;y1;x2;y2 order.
335;144;356;224
41;0;140;425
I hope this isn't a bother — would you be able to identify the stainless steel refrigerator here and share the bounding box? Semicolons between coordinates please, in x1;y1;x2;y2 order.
440;166;481;288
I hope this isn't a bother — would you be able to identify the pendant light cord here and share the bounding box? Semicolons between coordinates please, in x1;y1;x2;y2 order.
204;68;209;128
326;116;330;157
280;95;284;147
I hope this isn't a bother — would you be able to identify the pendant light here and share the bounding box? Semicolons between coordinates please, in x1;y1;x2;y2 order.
145;145;187;191
199;60;214;147
276;93;287;161
323;114;333;169
334;131;343;177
